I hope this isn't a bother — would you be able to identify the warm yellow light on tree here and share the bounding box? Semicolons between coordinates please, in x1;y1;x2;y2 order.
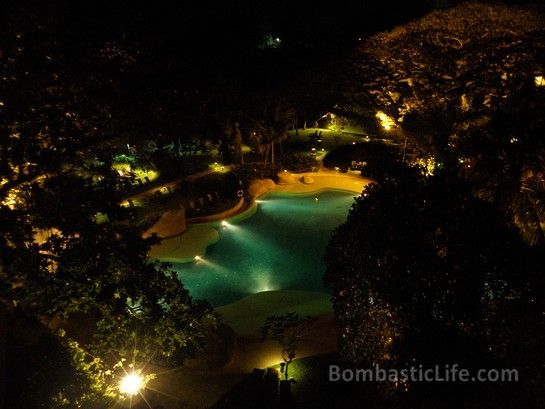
535;75;544;87
119;373;144;396
375;111;396;131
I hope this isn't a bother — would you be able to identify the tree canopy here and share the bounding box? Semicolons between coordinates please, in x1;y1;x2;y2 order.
325;169;545;407
341;2;545;244
0;7;215;406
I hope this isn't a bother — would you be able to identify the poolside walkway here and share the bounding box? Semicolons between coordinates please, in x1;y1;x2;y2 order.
275;168;372;195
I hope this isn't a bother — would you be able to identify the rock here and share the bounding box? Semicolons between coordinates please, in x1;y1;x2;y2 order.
277;171;296;184
262;178;276;190
248;178;276;199
302;175;314;184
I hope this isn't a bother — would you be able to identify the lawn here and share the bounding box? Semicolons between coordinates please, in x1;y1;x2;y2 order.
211;353;378;409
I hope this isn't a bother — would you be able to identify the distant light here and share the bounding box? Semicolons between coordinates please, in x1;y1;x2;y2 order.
321;148;325;151
119;373;144;396
376;111;396;131
276;37;281;42
314;197;319;201
194;255;202;261
221;220;228;227
352;142;356;145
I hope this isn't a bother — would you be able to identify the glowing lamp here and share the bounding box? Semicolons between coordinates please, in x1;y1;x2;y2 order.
119;373;144;396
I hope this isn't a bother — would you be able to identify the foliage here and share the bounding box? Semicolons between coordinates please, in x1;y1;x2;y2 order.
112;154;136;165
0;7;216;403
325;170;545;406
276;152;317;172
323;142;403;179
6;329;111;409
456;85;545;245
343;2;545;244
260;313;314;381
347;3;545;128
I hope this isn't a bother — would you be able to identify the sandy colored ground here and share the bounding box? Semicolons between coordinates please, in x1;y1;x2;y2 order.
274;168;372;195
143;208;186;239
216;290;332;337
149;225;219;263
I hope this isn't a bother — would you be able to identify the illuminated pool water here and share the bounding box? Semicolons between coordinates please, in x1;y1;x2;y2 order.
172;190;357;306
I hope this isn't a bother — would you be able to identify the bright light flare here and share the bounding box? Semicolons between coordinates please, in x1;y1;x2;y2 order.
119;373;144;396
194;255;202;261
221;220;229;227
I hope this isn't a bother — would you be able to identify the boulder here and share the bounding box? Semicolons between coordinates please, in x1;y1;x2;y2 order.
301;175;315;184
248;178;276;199
276;171;296;184
262;178;276;190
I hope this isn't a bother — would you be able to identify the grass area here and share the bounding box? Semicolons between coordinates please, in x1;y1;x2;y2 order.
212;353;375;409
287;127;370;154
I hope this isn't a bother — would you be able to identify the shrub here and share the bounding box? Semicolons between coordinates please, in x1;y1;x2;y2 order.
276;152;317;172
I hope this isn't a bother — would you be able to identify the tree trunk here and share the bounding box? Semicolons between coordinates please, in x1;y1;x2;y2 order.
0;304;6;409
263;143;271;168
271;141;275;165
234;122;244;165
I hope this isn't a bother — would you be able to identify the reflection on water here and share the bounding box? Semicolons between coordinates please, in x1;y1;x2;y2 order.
172;190;357;306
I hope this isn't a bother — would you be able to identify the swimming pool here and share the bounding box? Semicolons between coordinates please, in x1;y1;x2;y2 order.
172;190;357;306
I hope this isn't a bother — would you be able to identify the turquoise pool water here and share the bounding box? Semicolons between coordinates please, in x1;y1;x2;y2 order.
172;190;357;306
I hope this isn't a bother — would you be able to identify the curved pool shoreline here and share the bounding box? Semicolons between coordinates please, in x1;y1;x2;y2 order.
149;170;370;264
171;189;359;306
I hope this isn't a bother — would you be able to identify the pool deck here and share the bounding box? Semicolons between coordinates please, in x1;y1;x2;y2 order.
274;168;372;195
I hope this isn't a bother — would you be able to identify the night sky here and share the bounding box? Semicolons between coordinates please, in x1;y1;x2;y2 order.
1;0;435;83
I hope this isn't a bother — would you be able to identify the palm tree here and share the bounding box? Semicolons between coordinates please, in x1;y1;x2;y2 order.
242;94;296;168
